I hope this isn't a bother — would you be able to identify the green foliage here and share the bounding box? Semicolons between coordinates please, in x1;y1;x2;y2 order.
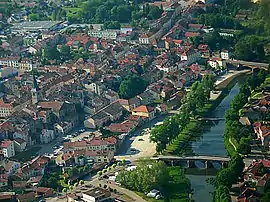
235;35;265;61
104;21;121;29
29;13;39;21
257;0;270;35
150;74;215;154
116;161;169;193
68;167;79;178
119;74;148;99
64;0;162;25
198;13;241;29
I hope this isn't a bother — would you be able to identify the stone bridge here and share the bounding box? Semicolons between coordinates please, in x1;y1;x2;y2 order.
152;155;230;169
226;59;268;71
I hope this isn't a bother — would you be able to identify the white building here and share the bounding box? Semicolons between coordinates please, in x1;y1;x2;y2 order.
88;29;119;40
82;187;111;202
1;140;15;158
220;50;231;60
0;101;14;118
139;34;150;44
40;129;55;144
208;58;227;69
84;82;105;95
0;57;19;68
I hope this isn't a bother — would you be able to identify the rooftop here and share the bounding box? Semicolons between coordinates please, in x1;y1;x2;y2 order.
83;187;111;199
12;21;60;30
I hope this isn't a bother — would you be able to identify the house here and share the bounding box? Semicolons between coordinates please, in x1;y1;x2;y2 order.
35;187;54;197
106;120;138;134
243;160;270;195
73;149;114;164
207;58;226;69
137;89;160;105
84;102;123;129
84;81;105;95
0;192;16;201
82;187;111;202
39;129;55;144
0;57;20;68
1;140;15;158
0;174;8;188
0;159;21;176
38;101;78;125
17;192;36;202
132;105;156;120
88;29;119;40
0;101;14;118
139;34;150;44
14;138;27;152
14;156;49;180
180;48;201;65
118;97;141;112
253;122;270;147
220;50;231;60
104;90;119;103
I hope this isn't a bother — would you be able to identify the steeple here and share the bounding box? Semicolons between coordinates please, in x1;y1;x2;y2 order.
31;71;42;104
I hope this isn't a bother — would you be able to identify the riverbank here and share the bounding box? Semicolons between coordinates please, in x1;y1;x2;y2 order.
215;69;251;90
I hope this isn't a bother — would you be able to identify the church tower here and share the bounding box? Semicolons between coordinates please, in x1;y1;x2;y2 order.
31;72;42;104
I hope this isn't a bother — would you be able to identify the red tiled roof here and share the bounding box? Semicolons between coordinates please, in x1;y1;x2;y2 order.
185;32;200;38
1;140;13;148
133;105;154;113
0;101;12;108
36;187;53;193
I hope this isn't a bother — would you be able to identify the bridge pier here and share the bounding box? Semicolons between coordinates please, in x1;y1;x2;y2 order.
205;161;208;169
171;160;174;167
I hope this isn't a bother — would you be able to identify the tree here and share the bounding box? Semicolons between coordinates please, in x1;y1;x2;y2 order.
238;137;251;155
235;35;265;61
48;177;58;189
60;45;71;61
257;0;270;35
29;13;39;21
261;192;270;202
116;161;169;193
119;74;148;99
95;5;109;23
147;6;162;20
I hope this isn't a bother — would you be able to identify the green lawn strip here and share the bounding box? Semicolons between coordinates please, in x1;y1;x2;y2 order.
12;147;41;163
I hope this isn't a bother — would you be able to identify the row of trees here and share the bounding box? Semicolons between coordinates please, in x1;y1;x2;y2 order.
150;74;215;153
198;13;241;29
48;0;163;25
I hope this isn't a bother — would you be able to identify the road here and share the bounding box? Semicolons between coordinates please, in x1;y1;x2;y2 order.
90;178;147;202
115;114;170;162
226;59;268;70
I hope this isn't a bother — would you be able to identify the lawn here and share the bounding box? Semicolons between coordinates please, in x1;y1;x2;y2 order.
12;146;41;163
63;7;82;14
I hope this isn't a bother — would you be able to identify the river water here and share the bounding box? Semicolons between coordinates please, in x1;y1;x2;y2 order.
187;83;240;202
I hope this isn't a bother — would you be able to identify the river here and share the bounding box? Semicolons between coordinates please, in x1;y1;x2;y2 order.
187;83;240;202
